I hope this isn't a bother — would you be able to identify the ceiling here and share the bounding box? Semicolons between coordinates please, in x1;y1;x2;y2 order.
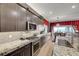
27;3;79;22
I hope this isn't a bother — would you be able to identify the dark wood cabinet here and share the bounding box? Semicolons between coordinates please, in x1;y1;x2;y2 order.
0;4;28;32
1;4;16;32
0;4;1;31
0;3;43;32
5;43;32;56
40;36;46;47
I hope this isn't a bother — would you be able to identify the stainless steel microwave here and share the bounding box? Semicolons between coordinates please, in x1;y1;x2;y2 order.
26;22;37;31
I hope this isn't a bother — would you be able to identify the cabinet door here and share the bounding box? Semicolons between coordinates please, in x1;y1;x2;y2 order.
24;43;32;56
40;36;46;47
15;4;28;31
0;4;1;31
1;4;17;32
0;3;28;32
5;43;32;56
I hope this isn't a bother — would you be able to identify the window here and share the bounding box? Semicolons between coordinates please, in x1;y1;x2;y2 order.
53;26;75;33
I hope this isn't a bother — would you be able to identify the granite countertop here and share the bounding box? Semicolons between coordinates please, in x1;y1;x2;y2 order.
0;39;31;56
0;37;41;56
0;32;50;56
53;44;79;56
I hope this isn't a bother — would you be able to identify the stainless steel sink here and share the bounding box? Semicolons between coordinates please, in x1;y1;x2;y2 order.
26;36;39;40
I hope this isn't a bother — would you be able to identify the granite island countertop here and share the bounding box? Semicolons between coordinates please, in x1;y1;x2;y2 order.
0;39;31;56
53;44;79;56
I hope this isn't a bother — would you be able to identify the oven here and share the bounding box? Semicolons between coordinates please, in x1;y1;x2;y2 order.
26;36;40;55
32;39;40;55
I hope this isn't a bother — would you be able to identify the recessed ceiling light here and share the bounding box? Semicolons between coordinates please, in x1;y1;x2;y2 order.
56;16;60;20
72;5;76;8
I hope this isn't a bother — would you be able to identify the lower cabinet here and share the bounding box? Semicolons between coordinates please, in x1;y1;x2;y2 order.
5;43;32;56
40;36;46;47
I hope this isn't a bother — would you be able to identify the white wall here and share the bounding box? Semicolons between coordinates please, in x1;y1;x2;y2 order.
37;25;44;32
37;24;48;34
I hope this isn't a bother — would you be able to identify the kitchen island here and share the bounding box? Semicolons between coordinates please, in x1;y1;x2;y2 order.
53;44;79;56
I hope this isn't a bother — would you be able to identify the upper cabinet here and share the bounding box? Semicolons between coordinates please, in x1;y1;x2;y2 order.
1;4;17;32
0;3;43;32
0;4;1;31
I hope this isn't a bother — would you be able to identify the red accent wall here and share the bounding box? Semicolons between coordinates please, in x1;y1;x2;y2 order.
50;20;79;31
43;19;49;26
